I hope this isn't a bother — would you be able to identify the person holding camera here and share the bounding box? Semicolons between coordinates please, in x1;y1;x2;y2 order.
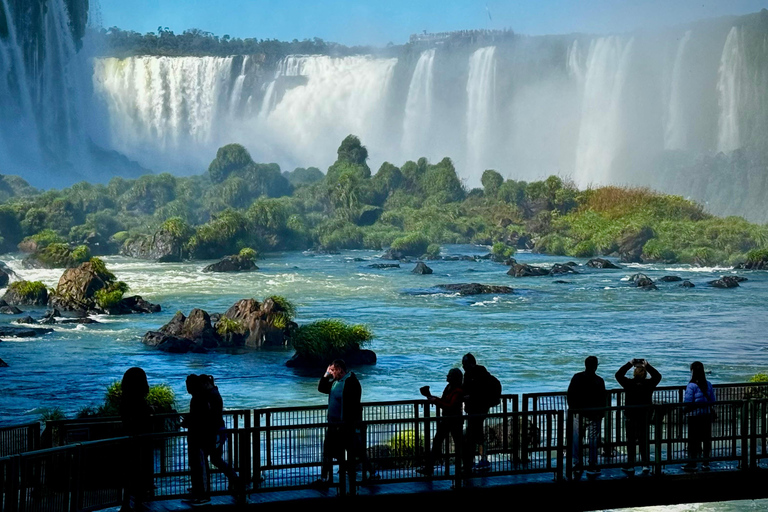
615;359;662;475
418;368;464;477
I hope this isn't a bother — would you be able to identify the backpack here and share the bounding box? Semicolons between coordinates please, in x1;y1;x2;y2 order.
482;372;503;408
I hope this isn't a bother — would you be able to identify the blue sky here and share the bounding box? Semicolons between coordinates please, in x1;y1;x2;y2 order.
96;0;768;46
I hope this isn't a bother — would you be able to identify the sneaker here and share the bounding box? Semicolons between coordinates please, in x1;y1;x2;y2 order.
701;463;711;471
682;463;698;472
621;467;635;476
641;466;651;474
473;459;491;472
189;498;211;507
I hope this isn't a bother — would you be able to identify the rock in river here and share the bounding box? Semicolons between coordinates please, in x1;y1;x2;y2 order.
436;283;514;296
586;258;621;269
411;262;433;274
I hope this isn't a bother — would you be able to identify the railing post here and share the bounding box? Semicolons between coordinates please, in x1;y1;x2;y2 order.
742;401;749;470
565;409;573;480
253;410;261;488
555;411;564;483
654;405;663;477
6;455;20;512
502;398;509;456
265;412;272;469
239;413;252;488
422;401;432;476
414;403;422;470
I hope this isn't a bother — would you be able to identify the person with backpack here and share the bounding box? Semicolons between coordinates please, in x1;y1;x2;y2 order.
567;356;606;477
683;361;716;472
417;367;464;477
461;353;502;473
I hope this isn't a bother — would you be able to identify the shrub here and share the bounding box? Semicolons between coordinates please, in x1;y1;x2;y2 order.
390;232;429;257
491;242;516;259
94;281;129;309
746;248;768;264
216;317;246;336
291;319;372;360
425;243;441;258
40;407;66;422
239;247;257;260
7;281;48;303
386;430;424;462
570;240;596;258
71;244;91;262
269;295;296;320
103;381;176;416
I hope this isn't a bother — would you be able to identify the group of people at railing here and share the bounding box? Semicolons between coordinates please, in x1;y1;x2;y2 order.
567;356;716;478
113;353;719;508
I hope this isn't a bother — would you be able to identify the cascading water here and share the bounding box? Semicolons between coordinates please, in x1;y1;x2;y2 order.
0;0;92;184
717;27;743;153
466;46;496;180
574;36;634;186
401;49;435;159
664;30;692;150
86;13;768;219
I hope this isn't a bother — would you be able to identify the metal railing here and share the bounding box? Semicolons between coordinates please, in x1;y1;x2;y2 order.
4;385;768;511
0;424;39;458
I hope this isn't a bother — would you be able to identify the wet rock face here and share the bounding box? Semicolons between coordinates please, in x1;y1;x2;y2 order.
586;258;621;269
709;276;741;288
411;262;433;274
507;264;549;277
120;229;185;262
436;283;514;295
618;227;654;263
202;255;258;272
369;263;400;269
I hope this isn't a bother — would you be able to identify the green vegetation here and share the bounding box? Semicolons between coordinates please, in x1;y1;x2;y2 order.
7;281;48;303
238;247;257;260
216;317;246;336
290;319;372;360
97;380;176;417
1;135;766;266
94;281;129;309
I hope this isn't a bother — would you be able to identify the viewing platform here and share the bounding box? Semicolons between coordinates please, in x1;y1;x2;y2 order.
4;382;768;511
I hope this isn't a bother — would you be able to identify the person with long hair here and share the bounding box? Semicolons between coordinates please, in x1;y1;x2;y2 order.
683;361;716;471
418;367;464;477
119;367;153;511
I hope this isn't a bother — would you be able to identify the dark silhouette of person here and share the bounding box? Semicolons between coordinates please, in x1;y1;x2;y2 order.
119;367;153;512
683;361;716;472
183;374;243;506
461;353;493;473
567;355;606;477
316;359;375;485
615;359;662;474
418;367;464;476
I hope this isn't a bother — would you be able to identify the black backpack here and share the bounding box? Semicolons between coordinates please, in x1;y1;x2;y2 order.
482;372;503;408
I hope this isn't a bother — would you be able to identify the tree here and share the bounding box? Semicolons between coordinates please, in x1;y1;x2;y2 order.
481;169;504;197
208;144;254;183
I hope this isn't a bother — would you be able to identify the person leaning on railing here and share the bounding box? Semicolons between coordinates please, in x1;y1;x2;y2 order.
417;367;464;477
683;361;716;472
615;359;662;475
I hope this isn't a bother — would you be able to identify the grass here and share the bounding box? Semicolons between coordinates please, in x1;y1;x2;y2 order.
290;319;372;360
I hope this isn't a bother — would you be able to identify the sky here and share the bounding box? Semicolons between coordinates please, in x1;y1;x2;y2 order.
95;0;768;47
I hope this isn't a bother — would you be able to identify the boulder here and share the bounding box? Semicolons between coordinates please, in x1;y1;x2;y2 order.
14;316;36;324
553;280;571;284
181;309;218;348
618;227;654;263
709;276;740;288
659;276;682;282
160;311;187;336
118;295;161;314
507;264;550;277
0;305;22;314
285;348;377;369
2;281;48;306
733;276;748;282
586;258;621;269
0;358;7;367
120;229;185;262
59;317;99;324
550;263;578;275
223;299;261;347
0;326;52;337
380;248;406;260
368;263;400;269
49;261;109;312
411;262;433;274
628;273;656;289
0;262;13;287
679;280;695;288
202;255;258;273
39;308;60;324
436;283;514;295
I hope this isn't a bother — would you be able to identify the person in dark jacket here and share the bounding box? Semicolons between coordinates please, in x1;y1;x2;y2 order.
183;374;242;506
119;367;153;512
462;353;493;472
615;359;662;474
316;359;375;485
567;356;606;476
418;367;464;476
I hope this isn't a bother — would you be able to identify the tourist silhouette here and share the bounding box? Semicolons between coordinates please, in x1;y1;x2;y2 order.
683;361;716;472
418;367;464;477
615;359;661;475
567;356;606;477
119;367;153;511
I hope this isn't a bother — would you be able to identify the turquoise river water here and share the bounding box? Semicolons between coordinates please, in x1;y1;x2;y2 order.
2;246;768;511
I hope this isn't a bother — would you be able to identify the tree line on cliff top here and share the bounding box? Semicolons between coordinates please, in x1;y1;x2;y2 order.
0;135;767;267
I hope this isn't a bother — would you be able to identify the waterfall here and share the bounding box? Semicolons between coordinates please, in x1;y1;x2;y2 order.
0;0;91;182
574;36;634;186
401;49;436;159
717;27;743;153
466;46;496;179
664;30;692;150
229;56;249;116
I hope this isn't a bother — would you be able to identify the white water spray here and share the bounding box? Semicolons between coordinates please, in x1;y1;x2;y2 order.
466;46;496;179
402;49;436;159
